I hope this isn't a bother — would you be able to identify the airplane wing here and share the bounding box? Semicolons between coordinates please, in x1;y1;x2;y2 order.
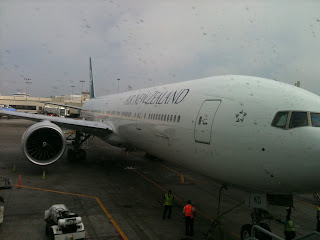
0;109;112;138
41;102;83;110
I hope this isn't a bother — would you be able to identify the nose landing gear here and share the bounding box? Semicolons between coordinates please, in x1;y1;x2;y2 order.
240;208;272;240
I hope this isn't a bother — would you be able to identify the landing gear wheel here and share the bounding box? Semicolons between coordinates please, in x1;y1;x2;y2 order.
45;223;49;235
67;149;75;161
68;148;86;161
258;223;272;240
79;149;86;161
49;229;54;240
241;224;253;240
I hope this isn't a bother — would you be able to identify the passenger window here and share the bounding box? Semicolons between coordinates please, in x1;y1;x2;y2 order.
311;113;320;127
289;112;308;128
164;114;166;121
177;115;180;123
170;115;173;122
173;115;176;122
271;111;288;128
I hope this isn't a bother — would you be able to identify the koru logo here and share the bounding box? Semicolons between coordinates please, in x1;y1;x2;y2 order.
235;110;247;122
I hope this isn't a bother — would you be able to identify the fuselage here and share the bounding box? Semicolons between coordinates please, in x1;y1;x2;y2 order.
81;75;320;194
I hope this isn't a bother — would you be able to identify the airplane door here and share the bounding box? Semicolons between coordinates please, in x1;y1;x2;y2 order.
194;100;221;144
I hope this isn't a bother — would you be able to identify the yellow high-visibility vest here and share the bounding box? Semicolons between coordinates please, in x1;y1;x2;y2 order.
164;194;174;206
285;220;295;232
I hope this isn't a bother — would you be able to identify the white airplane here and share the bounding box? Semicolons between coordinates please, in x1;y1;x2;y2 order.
1;58;320;239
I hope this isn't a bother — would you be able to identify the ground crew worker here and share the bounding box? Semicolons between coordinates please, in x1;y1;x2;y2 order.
183;200;196;236
286;206;295;218
276;215;296;240
162;190;174;219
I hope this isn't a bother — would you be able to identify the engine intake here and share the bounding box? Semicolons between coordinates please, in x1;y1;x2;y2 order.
22;121;66;165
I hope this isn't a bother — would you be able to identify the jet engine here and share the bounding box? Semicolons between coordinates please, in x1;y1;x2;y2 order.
21;121;66;165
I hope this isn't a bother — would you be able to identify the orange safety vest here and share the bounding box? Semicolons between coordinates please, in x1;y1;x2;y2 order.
184;204;194;218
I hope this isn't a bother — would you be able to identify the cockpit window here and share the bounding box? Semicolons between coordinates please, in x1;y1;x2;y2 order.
311;113;320;127
289;112;308;129
272;111;288;128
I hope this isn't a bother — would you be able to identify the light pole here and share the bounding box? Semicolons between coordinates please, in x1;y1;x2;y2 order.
80;80;85;93
80;80;85;103
117;78;120;93
71;85;75;100
24;78;32;96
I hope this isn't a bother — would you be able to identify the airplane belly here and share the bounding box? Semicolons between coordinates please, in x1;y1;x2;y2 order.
127;124;203;168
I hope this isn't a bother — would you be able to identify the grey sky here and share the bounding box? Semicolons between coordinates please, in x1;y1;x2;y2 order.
0;0;319;97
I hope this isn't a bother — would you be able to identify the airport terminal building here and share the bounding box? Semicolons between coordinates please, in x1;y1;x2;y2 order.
0;92;90;115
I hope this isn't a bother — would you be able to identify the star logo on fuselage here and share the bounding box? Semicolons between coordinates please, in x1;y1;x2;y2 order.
235;110;247;122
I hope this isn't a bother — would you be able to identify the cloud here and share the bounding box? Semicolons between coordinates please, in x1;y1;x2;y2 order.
0;0;319;96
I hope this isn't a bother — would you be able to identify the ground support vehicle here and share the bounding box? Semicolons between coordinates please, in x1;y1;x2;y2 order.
44;204;85;240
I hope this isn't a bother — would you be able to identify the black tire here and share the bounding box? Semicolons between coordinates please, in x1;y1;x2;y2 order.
49;229;54;240
67;149;74;161
45;221;52;236
258;223;272;240
79;149;86;161
241;224;253;240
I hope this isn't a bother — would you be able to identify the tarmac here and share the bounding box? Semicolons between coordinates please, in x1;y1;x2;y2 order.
0;119;319;240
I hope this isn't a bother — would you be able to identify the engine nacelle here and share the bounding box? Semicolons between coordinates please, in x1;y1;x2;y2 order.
22;121;66;165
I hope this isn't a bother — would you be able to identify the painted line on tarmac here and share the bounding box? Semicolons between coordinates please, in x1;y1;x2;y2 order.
94;197;128;240
159;163;209;185
159;163;200;183
14;185;94;198
12;184;128;240
64;130;76;135
132;169;241;239
295;198;317;208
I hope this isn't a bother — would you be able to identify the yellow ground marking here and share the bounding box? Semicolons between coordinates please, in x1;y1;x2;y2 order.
159;163;200;183
65;131;76;135
94;197;128;240
131;169;240;239
12;184;128;240
295;198;318;208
